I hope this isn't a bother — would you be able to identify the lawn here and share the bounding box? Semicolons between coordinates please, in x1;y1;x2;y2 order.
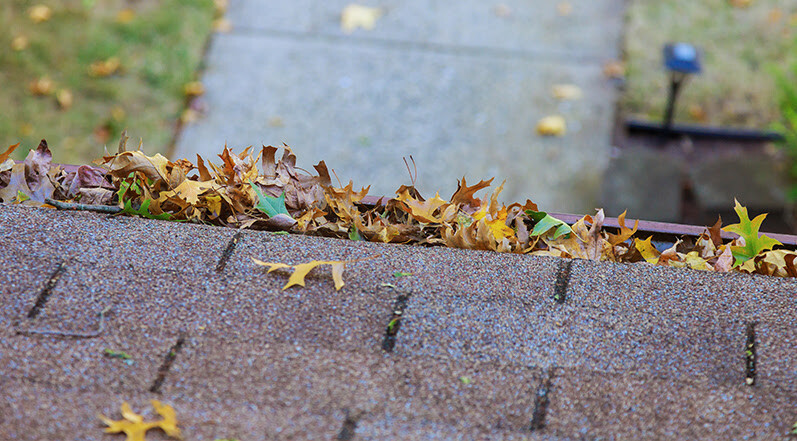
0;0;216;164
622;0;797;129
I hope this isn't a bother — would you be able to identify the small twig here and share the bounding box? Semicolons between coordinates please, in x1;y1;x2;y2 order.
16;306;111;339
45;198;122;214
403;156;417;187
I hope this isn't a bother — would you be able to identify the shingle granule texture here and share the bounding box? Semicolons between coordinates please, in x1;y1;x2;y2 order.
0;204;795;440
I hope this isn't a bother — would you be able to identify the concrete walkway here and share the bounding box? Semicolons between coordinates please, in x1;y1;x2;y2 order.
175;0;626;214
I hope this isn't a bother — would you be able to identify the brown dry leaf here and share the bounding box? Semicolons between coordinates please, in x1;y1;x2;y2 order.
0;143;20;163
396;189;448;223
257;145;331;216
98;400;182;441
0;140;56;204
89;57;121;77
102;150;171;183
324;181;370;222
536;115;566;136
29;5;52;23
341;4;382;33
29;77;54;96
11;35;28;51
157;179;221;206
252;257;351;290
714;244;734;272
450;177;493;214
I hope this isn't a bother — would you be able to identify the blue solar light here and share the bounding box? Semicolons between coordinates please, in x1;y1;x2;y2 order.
663;43;702;74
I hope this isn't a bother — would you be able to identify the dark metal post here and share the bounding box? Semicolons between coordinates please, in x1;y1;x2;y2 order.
661;72;686;141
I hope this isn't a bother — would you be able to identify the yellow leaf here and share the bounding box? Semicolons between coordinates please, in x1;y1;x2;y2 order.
606;210;638;246
252;258;359;290
158;179;220;206
99;401;181;441
536;115;566;136
341;4;382;33
634;236;660;264
29;5;52;23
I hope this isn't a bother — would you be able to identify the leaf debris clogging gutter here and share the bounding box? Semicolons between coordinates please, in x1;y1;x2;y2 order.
359;195;797;247
52;163;797;247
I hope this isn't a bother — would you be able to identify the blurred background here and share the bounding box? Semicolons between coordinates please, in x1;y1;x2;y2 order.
2;0;797;231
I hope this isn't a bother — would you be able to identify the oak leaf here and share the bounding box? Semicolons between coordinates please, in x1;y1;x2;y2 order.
722;199;781;267
450;177;493;214
396;189;448;223
606;210;639;246
98;400;182;441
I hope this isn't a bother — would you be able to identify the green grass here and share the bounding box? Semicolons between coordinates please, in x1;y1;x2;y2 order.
0;0;215;163
622;0;797;128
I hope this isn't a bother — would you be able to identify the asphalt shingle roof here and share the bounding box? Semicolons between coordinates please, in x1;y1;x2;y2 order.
1;203;795;440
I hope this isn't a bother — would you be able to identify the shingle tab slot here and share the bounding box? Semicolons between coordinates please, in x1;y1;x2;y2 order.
745;322;757;386
552;259;572;304
529;368;555;431
215;231;243;272
150;333;186;393
26;260;67;319
336;409;361;440
381;291;412;353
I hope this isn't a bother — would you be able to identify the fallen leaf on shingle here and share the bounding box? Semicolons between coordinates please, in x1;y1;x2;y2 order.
98;400;182;441
29;5;52;23
536;115;566;136
552;84;582;100
341;4;382;33
252;258;349;290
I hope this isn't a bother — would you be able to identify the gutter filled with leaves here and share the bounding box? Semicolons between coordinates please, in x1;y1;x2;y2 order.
2;134;796;279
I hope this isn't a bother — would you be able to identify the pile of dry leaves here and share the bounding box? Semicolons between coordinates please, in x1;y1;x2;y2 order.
1;136;795;278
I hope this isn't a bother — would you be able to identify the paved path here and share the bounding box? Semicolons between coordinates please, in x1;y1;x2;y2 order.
175;0;625;213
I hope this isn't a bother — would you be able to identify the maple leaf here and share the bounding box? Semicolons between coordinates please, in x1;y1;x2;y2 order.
450;177;494;214
249;179;291;218
252;257;348;290
722;200;781;267
98;401;182;441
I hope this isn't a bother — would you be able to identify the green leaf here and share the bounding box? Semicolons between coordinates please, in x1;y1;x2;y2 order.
16;190;30;202
526;210;573;239
249;180;290;218
722;199;782;267
348;225;362;241
103;348;132;360
393;271;412;278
